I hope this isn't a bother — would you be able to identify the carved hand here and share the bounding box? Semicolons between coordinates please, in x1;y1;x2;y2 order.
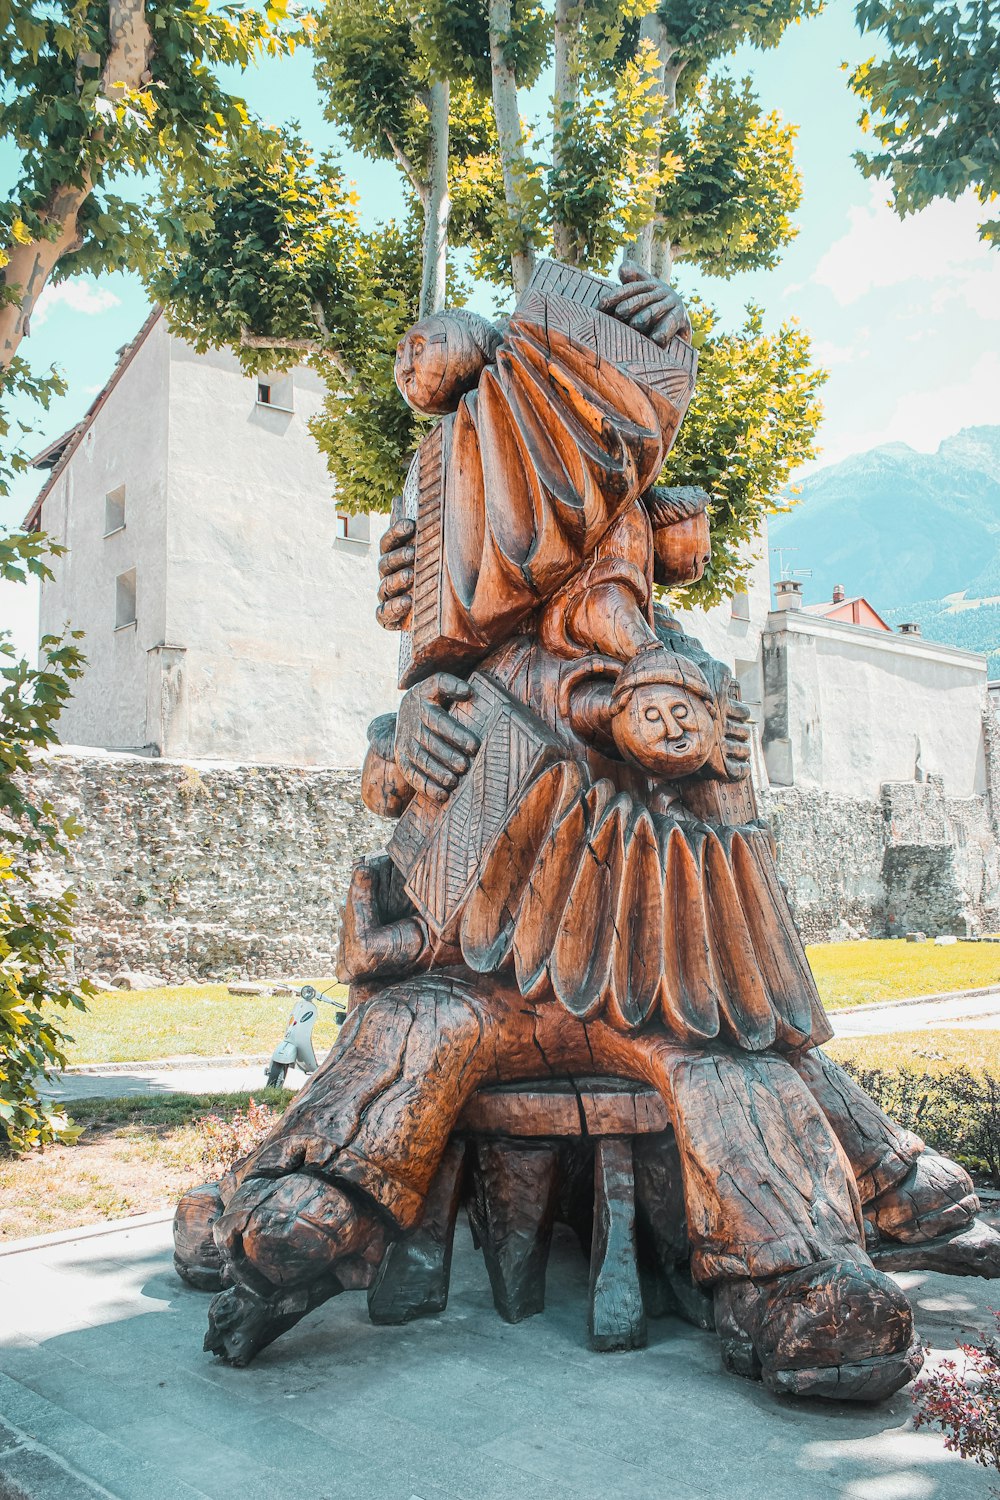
337;854;427;983
376;514;416;630
598;259;692;346
720;694;753;781
395;671;481;803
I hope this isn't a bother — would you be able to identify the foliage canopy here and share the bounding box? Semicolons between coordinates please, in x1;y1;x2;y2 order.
153;0;828;606
849;0;999;246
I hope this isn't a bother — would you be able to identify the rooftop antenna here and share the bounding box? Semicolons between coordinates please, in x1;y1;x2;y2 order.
770;546;812;582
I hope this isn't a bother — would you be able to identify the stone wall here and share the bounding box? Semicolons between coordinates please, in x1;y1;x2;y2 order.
24;742;1000;983
762;771;1000;943
24;749;390;982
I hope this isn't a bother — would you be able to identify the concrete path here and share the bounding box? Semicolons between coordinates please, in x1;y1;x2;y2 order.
832;987;1000;1037
0;1218;994;1500
38;1059;281;1104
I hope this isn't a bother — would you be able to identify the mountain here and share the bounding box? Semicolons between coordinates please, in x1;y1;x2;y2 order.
769;426;1000;672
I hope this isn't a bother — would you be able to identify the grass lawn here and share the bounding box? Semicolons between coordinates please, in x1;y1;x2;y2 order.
55;982;349;1065
808;939;1000;1011
826;1027;1000;1077
0;1091;291;1242
45;939;1000;1068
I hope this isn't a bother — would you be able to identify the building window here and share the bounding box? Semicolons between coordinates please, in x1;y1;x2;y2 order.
104;484;126;535
115;568;137;629
256;372;293;411
731;586;751;622
336;512;371;544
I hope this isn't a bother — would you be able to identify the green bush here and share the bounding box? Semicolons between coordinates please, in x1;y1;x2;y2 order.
0;530;90;1152
838;1059;1000;1184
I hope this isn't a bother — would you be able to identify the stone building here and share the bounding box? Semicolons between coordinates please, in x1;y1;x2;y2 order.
26;310;399;767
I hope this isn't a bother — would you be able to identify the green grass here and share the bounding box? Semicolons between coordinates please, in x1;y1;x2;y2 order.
0;1090;295;1242
50;938;1000;1066
65;1089;294;1128
826;1027;1000;1077
55;983;349;1065
807;939;1000;1011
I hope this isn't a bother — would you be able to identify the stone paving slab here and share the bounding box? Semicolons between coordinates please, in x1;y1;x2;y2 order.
0;1217;993;1499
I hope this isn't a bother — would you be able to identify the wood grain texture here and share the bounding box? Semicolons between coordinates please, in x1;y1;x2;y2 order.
467;1139;559;1322
589;1137;646;1351
367;1138;466;1325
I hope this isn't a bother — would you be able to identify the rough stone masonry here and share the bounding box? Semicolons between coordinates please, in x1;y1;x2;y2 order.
22;749;390;982
19;742;1000;983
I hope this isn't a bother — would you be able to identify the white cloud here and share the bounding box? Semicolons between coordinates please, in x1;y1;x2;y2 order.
812;185;992;307
32;279;121;328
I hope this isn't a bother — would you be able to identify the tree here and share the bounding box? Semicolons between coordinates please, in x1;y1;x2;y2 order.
849;1;1000;246
152;0;828;603
0;0;304;492
0;531;89;1153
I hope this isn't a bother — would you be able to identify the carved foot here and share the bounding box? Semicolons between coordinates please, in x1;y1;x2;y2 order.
868;1150;979;1244
871;1215;1000;1278
205;1280;338;1367
715;1255;921;1403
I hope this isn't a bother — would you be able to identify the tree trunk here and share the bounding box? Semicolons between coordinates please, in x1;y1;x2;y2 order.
627;14;678;276
488;0;535;296
0;0;153;372
552;0;580;263
419;79;451;318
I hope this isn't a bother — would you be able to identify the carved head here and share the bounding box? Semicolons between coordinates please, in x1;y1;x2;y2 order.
609;647;716;778
644;485;712;587
394;310;502;416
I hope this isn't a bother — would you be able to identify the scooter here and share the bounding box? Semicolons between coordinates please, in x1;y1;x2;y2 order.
265;985;349;1089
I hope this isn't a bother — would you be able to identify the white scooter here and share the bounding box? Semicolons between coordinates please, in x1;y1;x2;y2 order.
265;985;348;1089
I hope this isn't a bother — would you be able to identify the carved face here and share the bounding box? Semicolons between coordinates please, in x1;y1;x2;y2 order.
611;680;715;778
652;512;712;586
394;316;488;415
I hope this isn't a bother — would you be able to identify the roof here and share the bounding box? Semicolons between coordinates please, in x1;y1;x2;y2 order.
23;306;163;531
802;596;891;631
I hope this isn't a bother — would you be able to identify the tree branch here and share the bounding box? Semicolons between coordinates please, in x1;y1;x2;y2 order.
0;0;153;372
488;0;535;296
382;126;428;203
239;329;357;384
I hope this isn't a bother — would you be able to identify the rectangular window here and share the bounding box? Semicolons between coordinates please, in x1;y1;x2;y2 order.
731;586;751;622
104;484;126;535
336;512;371;544
256;372;293;411
115;568;137;629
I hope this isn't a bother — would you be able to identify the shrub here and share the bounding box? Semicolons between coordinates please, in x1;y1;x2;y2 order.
196;1096;282;1177
0;531;89;1152
837;1059;1000;1184
913;1310;1000;1483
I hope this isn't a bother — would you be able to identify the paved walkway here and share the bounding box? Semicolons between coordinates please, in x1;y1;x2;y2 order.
0;1217;993;1500
35;988;1000;1104
832;987;1000;1037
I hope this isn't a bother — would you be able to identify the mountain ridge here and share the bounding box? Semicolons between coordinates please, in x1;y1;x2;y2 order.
769;425;1000;669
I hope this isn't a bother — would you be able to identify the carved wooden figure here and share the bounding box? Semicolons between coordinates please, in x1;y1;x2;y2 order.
175;257;1000;1403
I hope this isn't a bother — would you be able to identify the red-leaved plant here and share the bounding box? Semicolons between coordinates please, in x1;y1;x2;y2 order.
196;1097;282;1177
913;1312;1000;1485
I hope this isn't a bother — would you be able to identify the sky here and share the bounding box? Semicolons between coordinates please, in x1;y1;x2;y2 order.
2;0;998;655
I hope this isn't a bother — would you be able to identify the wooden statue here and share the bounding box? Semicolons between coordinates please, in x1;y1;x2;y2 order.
178;258;1000;1400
